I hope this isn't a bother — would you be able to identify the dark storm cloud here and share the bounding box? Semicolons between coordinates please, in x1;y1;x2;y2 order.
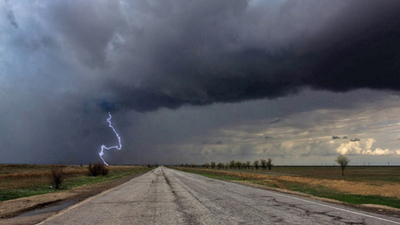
84;0;400;112
350;138;361;142
332;136;340;140
2;0;400;165
3;0;390;113
4;0;398;113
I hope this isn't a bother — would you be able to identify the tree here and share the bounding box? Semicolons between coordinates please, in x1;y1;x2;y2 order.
217;163;223;170
253;160;259;170
211;161;216;169
229;160;235;169
245;161;251;169
225;163;230;169
260;159;267;170
235;161;242;169
335;154;350;176
266;158;273;170
204;163;210;168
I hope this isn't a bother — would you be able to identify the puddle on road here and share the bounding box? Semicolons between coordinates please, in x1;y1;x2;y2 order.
16;200;78;218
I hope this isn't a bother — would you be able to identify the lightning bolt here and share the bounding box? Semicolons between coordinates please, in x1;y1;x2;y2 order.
99;112;122;165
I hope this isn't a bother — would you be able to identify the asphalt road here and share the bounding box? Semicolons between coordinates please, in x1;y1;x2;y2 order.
39;166;400;225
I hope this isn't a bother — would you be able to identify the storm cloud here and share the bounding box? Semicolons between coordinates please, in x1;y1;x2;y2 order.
4;0;400;112
101;0;400;112
1;0;400;164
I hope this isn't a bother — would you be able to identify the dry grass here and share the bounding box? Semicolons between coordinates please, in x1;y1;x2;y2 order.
0;164;148;201
175;167;400;199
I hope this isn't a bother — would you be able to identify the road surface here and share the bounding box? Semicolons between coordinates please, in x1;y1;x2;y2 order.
39;166;400;225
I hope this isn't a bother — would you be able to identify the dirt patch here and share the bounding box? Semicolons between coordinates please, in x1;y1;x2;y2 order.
0;170;150;225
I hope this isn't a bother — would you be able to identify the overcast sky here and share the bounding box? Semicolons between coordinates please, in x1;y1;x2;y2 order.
1;0;400;165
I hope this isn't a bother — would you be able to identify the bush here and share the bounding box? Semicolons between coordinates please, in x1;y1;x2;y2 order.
50;166;64;189
88;162;109;176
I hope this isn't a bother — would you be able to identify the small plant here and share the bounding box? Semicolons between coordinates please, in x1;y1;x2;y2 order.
50;165;64;189
88;162;109;176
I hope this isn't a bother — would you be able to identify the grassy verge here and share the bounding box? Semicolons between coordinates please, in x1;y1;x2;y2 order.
0;165;152;202
278;180;400;208
173;167;400;209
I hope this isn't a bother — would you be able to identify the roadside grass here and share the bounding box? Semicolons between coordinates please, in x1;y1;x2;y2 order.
278;180;400;208
219;166;400;183
0;165;151;202
173;167;400;209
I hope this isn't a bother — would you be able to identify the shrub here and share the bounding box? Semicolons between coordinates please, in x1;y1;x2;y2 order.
101;165;109;176
88;162;109;176
50;165;64;189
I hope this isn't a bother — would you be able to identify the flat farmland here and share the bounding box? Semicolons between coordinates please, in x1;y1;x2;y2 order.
0;164;151;202
173;166;400;210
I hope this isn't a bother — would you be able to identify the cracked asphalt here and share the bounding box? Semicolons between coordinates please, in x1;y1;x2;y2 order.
39;166;400;225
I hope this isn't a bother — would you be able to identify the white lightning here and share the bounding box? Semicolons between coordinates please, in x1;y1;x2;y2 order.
99;112;122;165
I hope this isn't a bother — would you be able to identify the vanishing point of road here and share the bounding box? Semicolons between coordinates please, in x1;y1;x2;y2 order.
39;166;400;225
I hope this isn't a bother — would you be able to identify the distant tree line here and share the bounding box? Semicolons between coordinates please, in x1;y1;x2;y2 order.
180;158;273;170
178;154;351;176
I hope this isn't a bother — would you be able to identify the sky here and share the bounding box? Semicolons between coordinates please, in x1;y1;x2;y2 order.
1;0;400;165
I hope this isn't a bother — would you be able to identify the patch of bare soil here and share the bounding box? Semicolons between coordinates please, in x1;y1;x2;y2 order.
0;171;149;225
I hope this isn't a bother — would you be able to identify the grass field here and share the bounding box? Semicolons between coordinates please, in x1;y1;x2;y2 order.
0;164;152;202
173;166;400;209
